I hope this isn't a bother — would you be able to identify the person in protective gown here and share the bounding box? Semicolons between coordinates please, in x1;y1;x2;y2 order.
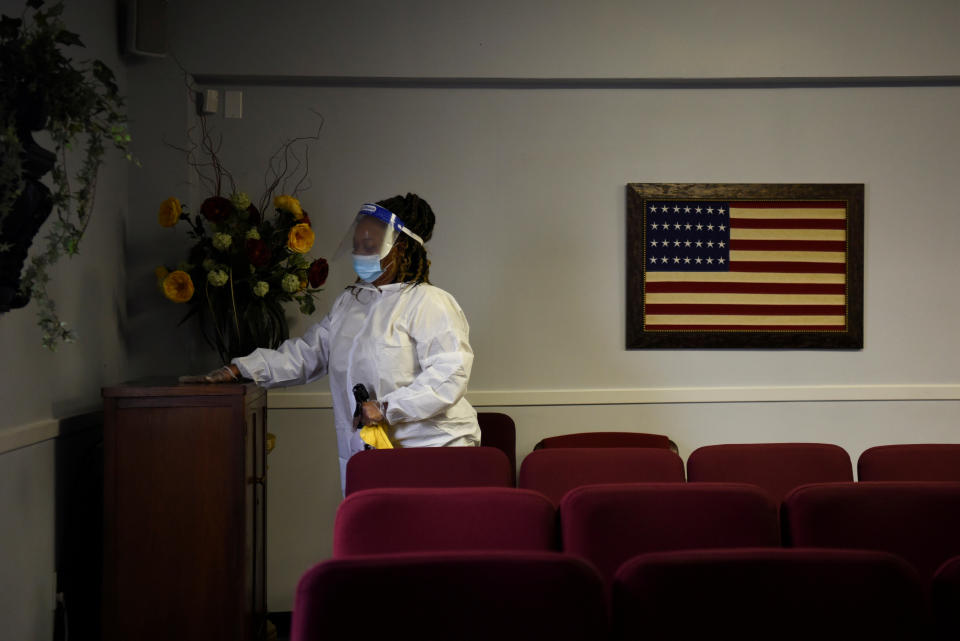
186;193;480;492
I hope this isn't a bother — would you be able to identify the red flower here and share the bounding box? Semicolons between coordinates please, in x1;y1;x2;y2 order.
246;238;272;267
300;210;312;226
200;196;233;222
308;258;329;288
246;204;261;225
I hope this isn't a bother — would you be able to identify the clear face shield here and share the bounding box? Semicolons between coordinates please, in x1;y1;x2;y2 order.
334;203;425;282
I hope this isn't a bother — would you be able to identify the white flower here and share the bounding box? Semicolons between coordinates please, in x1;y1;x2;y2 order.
245;228;261;240
231;192;252;210
253;281;270;297
281;273;300;293
212;233;233;251
207;269;229;287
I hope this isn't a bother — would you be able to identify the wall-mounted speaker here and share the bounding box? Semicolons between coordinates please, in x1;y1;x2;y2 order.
122;0;167;58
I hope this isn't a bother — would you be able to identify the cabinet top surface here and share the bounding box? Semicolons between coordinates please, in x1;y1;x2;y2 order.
102;377;262;399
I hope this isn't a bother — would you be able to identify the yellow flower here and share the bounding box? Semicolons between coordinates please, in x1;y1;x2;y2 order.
274;195;303;219
287;223;314;253
162;270;194;303
157;197;182;227
154;266;169;289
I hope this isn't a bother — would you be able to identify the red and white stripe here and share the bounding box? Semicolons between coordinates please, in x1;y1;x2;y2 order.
644;201;848;331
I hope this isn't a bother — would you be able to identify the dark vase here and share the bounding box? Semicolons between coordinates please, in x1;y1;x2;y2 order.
199;288;290;364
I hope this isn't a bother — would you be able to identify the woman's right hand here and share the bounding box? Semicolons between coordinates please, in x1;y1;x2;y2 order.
178;364;241;384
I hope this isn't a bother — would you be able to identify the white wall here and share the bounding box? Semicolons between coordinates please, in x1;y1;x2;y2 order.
0;440;56;640
0;0;129;635
174;0;960;78
0;0;129;430
111;0;960;613
197;84;960;393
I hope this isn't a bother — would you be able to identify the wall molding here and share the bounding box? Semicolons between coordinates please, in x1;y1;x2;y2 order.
4;385;956;452
0;411;102;456
267;384;960;410
192;74;960;90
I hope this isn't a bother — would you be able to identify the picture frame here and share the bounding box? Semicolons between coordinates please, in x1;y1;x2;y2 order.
626;183;864;349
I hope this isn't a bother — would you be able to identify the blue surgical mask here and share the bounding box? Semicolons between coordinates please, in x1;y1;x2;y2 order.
353;254;384;282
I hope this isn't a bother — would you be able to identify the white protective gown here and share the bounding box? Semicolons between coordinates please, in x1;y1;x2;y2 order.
232;282;480;491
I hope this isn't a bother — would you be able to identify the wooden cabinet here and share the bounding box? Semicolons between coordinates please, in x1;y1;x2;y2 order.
102;380;266;641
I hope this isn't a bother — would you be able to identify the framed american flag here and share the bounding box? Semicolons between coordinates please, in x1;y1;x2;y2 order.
627;183;863;349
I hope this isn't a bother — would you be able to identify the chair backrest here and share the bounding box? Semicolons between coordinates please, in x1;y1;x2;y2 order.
933;556;960;641
858;444;960;481
561;483;779;589
477;412;517;483
686;443;853;503
612;548;926;641
783;481;960;589
518;448;685;506
535;431;673;450
344;446;513;496
333;487;556;556
292;551;608;641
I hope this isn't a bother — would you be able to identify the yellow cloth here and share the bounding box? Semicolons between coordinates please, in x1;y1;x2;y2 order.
359;423;394;449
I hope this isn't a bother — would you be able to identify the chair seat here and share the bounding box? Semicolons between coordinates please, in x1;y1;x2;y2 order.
687;442;853;503
561;482;780;589
783;481;960;589
858;444;960;481
613;548;926;641
518;447;686;506
334;487;556;556
535;431;673;450
345;446;513;495
292;551;607;641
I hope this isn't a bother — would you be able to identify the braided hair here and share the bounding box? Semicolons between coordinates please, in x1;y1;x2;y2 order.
378;193;434;286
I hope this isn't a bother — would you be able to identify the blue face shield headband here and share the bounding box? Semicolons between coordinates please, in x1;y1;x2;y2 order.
356;203;425;250
335;203;426;282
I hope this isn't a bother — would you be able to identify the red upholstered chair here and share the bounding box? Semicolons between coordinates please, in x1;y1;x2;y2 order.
561;483;779;589
783;481;960;591
344;446;513;496
333;487;556;556
518;448;685;506
858;444;960;481
612;548;927;641
477;412;517;484
292;551;607;641
933;556;960;641
535;431;674;450
686;443;853;503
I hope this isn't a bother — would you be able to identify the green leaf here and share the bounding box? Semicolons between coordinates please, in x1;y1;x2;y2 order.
0;16;22;39
92;59;118;95
297;295;316;315
54;30;82;47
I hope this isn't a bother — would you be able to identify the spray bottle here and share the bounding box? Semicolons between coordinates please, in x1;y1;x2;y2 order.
352;383;394;450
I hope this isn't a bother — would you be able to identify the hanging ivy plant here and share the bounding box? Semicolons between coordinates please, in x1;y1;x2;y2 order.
0;0;136;349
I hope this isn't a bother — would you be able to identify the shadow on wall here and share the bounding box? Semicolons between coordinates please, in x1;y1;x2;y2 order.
54;414;104;641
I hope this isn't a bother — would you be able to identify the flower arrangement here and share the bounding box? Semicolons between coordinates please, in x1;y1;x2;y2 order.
156;191;328;363
155;78;327;362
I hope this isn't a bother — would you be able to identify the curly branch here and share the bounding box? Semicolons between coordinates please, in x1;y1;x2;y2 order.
260;114;324;212
164;63;238;197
